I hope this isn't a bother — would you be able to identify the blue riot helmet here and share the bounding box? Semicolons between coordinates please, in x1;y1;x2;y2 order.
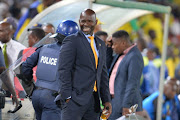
56;20;79;36
52;20;79;43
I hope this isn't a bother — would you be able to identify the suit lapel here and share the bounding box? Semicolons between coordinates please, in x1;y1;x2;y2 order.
79;31;96;68
95;37;102;70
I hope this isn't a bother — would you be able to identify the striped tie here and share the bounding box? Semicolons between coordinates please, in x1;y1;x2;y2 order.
88;36;98;92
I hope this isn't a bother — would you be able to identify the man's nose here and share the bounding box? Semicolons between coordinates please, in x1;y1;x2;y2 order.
84;22;89;26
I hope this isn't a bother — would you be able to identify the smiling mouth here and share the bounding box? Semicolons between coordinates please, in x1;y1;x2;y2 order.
83;27;91;32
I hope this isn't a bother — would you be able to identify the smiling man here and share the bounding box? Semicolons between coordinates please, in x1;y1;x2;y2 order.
58;9;112;120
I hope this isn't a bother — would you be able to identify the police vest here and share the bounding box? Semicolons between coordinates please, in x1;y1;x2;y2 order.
36;43;61;91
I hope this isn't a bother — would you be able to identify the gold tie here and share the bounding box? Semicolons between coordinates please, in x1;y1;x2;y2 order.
2;44;8;68
88;36;98;92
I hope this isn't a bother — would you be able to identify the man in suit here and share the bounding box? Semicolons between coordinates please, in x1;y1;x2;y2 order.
58;9;112;120
108;30;144;120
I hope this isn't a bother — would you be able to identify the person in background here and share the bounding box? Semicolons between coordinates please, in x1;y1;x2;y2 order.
3;17;18;40
22;20;79;120
0;21;26;97
141;48;160;99
108;30;144;119
57;9;112;120
143;78;180;120
95;31;112;71
0;2;10;21
42;23;55;35
105;35;114;71
94;18;104;33
95;30;108;43
15;0;61;40
16;27;45;98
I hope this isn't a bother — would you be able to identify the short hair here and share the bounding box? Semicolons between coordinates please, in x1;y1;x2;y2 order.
42;23;55;28
28;27;45;40
95;31;108;37
112;30;130;41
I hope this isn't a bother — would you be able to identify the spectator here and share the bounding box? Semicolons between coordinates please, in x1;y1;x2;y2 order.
143;78;180;120
95;31;112;70
0;21;26;96
15;0;61;40
0;2;10;21
141;48;160;99
95;30;108;43
16;27;45;97
42;23;55;35
94;18;104;33
3;17;18;39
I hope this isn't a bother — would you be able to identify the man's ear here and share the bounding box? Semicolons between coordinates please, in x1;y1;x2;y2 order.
8;29;14;36
122;40;126;46
95;19;97;25
34;37;39;42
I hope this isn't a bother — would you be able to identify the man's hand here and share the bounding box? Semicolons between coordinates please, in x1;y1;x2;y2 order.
122;108;131;117
8;96;22;113
106;35;112;47
12;95;19;108
102;102;112;119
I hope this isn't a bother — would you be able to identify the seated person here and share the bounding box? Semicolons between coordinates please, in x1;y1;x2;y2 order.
143;78;180;120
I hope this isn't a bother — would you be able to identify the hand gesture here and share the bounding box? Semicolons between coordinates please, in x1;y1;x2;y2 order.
106;35;112;47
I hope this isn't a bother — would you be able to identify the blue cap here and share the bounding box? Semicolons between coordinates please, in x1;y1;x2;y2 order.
3;17;17;30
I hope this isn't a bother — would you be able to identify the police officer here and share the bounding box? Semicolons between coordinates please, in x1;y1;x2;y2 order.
21;20;79;120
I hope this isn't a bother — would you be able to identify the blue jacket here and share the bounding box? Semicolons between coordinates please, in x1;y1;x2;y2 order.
143;91;180;120
22;42;61;92
108;46;144;120
141;61;159;96
58;31;111;108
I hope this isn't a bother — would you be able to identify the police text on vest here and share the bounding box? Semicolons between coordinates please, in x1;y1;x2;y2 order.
40;56;57;65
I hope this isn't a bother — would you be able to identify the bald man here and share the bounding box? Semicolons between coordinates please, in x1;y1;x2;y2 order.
42;23;55;35
0;21;26;68
0;21;26;96
58;9;112;120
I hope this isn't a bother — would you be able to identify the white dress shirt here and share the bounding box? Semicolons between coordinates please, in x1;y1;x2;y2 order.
0;39;26;84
